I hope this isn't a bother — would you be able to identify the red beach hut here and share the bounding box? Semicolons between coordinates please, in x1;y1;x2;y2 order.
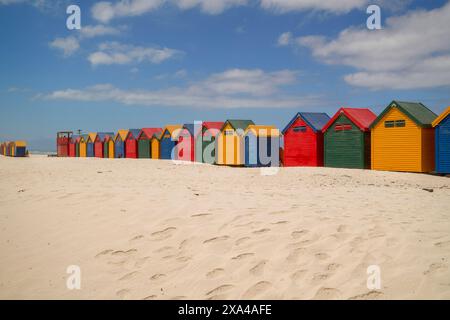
125;129;141;159
94;132;114;158
68;136;77;157
175;124;197;162
282;112;331;167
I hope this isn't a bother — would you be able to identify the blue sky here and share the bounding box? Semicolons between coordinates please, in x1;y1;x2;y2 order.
1;0;450;151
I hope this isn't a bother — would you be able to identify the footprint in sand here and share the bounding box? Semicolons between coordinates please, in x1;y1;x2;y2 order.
242;281;272;299
134;256;150;268
434;240;450;248
206;268;225;279
95;249;113;258
253;228;271;235
286;248;305;263
312;273;330;281
111;249;138;257
130;235;144;242
349;291;383;300
142;295;157;300
249;261;267;276
315;253;330;260
232;253;255;260
326;263;341;272
313;287;341;299
191;213;212;218
150;273;166;281
271;220;289;225
235;237;251;246
206;284;234;297
203;236;230;244
151;227;177;240
119;271;139;281
116;289;131;299
424;262;448;275
291;270;307;282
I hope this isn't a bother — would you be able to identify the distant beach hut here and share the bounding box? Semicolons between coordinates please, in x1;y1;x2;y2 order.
175;124;197;162
1;142;5;155
159;125;183;160
371;101;437;173
79;135;88;158
75;136;81;157
217;120;254;166
282;112;330;167
432;106;450;174
94;132;114;158
151;134;161;159
195;122;223;164
68;136;77;157
124;129;141;159
103;134;115;159
244;125;280;167
56;131;73;157
14;141;27;157
114;130;129;158
86;133;96;157
8;141;15;157
322;108;377;169
137;128;163;159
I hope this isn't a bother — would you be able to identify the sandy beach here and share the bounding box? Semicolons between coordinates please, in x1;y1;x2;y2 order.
0;155;449;300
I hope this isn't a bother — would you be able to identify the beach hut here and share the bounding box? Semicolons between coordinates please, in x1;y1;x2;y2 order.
56;131;72;157
159;125;183;160
75;136;81;157
1;142;5;155
79;135;88;158
175;124;197;162
195;122;224;164
282;112;331;167
371;101;437;173
9;142;15;157
244;125;280;167
103;134;115;159
137;128;163;159
86;133;96;158
94;132;114;158
322;108;376;169
217;120;254;166
114;130;128;158
68;136;77;157
151;134;161;159
432;107;450;174
124;129;141;159
14;141;27;157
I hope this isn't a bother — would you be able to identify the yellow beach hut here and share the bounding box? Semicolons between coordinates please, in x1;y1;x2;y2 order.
151;133;161;159
370;101;437;173
79;134;88;157
216;120;254;166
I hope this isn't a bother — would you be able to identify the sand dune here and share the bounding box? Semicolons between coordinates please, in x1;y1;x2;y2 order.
0;155;449;299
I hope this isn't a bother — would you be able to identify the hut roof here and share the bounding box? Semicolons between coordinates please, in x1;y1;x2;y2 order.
245;125;280;137
139;128;163;140
15;141;27;147
160;125;183;139
80;134;89;142
203;122;224;130
323;108;376;133
432;106;450;127
88;133;97;142
97;132;114;141
221;120;255;132
371;101;437;129
282;112;330;134
115;130;129;141
127;129;141;139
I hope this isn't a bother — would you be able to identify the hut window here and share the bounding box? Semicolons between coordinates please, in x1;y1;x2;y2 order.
225;130;234;136
384;121;395;128
395;120;406;127
293;126;307;133
335;124;352;131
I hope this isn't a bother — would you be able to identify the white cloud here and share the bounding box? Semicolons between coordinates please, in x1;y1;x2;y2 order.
261;0;367;14
41;68;318;109
79;24;122;39
88;42;182;66
294;2;450;89
92;0;165;23
174;0;247;15
49;36;80;57
277;32;292;46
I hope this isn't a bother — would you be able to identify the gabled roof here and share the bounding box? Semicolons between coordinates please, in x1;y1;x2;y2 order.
80;134;89;142
282;112;330;134
244;125;280;137
159;125;183;139
87;133;97;142
114;129;129;142
182;123;196;137
221;119;255;132
139;128;163;140
96;132;114;141
322;108;377;133
126;129;141;139
371;101;437;129
15;141;27;147
432;106;450;127
103;133;115;142
203;122;224;130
